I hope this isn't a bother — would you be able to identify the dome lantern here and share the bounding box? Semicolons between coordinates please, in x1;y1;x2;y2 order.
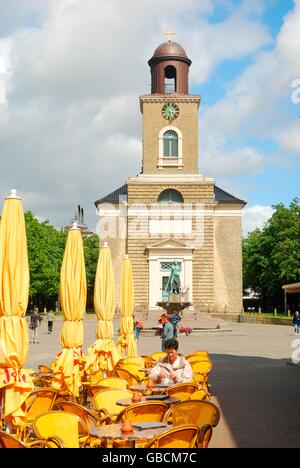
148;40;192;95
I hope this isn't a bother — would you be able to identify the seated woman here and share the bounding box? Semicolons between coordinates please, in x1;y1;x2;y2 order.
149;338;193;385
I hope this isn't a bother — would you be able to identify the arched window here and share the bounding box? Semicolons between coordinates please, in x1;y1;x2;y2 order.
164;65;177;93
158;189;184;204
163;130;178;157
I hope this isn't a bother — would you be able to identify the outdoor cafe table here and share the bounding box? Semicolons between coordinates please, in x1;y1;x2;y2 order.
129;384;170;395
89;423;172;448
116;396;180;407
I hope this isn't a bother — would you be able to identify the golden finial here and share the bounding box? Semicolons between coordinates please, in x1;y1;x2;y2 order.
164;29;176;41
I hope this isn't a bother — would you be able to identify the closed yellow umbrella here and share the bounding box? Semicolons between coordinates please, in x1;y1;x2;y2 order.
85;243;119;375
0;190;33;428
117;255;137;358
52;223;86;398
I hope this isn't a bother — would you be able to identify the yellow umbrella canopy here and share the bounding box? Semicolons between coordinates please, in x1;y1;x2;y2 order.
117;255;137;358
52;224;86;398
85;243;119;375
0;190;33;427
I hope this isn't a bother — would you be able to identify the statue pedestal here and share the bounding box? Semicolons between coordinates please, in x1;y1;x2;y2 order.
156;301;192;315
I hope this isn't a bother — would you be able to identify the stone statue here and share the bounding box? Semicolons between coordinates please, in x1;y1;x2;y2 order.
164;261;181;296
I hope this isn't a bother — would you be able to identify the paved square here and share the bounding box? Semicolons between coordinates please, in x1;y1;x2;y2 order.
26;318;300;448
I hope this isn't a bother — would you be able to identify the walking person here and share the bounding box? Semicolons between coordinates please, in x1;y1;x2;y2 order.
29;307;42;343
292;311;300;335
47;309;55;334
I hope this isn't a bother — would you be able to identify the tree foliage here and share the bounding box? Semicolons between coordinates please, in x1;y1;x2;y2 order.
83;233;99;309
243;198;300;307
24;212;99;310
25;212;67;308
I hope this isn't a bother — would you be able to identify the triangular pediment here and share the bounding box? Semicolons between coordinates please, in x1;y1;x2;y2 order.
147;238;193;250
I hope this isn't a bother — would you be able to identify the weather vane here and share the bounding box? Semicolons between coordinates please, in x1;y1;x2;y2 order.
164;29;176;41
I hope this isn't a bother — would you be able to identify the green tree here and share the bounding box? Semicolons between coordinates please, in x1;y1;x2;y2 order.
83;233;99;310
243;198;300;308
25;211;66;310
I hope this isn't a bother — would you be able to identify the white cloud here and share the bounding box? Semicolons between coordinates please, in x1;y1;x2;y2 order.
0;0;296;231
243;205;274;236
278;121;300;154
202;145;265;177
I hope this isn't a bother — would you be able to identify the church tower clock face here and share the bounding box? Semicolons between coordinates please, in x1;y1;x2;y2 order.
162;102;179;120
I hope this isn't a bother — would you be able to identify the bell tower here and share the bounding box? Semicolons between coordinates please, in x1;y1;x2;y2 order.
140;40;200;174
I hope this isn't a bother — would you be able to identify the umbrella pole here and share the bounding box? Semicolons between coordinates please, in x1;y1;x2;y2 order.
0;388;6;430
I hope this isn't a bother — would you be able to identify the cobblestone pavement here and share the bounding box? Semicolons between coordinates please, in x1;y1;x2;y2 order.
25;319;300;448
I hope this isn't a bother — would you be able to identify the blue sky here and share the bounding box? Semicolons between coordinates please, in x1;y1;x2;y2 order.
0;0;298;235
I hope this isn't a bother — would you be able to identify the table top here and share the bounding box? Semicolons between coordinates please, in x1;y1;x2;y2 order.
129;384;170;393
116;396;180;407
89;423;172;442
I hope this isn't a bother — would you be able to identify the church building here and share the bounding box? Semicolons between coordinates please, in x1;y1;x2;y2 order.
95;39;246;316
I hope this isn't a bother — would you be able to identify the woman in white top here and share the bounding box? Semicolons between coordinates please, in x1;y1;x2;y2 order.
149;338;193;385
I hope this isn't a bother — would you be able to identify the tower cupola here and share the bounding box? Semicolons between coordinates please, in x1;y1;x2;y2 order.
148;40;192;95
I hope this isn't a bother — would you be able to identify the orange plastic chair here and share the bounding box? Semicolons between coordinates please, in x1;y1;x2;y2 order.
140;355;157;368
163;383;198;401
151;352;166;362
55;400;110;428
185;351;209;359
197;424;213;448
25;388;60;423
91;388;133;421
190;388;207;401
116;401;169;423
114;401;169;448
114;368;142;385
54;400;110;446
95;377;128;389
32;411;87;448
163;400;220;428
119;363;146;381
118;356;145;367
145;424;199;448
0;429;64;448
191;360;213;395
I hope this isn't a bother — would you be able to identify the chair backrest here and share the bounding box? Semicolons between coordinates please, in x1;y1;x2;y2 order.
114;368;141;386
0;430;27;448
164;383;198;401
38;364;53;374
25;388;60;421
190;389;207;401
186;355;210;363
54;400;98;432
163;400;220;428
190;360;212;375
140;355;157;368
116;401;169;423
33;411;85;448
119;363;145;380
151;352;166;361
146;424;199;448
91;388;133;417
95;377;128;389
118;356;145;367
185;351;209;359
197;424;213;448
